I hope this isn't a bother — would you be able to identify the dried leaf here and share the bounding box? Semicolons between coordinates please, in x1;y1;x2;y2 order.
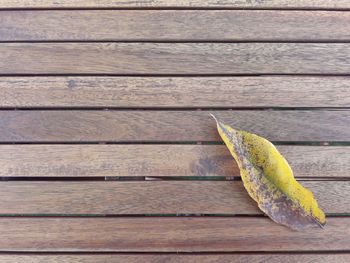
211;114;326;230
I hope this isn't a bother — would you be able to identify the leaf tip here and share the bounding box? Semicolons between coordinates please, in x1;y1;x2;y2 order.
209;113;218;123
210;114;223;129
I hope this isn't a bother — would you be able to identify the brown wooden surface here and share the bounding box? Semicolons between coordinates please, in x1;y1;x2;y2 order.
0;181;347;214
1;76;349;108
1;0;349;257
0;145;348;178
0;217;348;252
1;254;349;263
1;0;349;9
1;43;350;75
0;110;348;142
2;10;350;41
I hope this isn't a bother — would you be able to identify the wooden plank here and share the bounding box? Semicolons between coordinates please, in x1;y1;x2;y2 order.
0;217;348;251
0;144;234;177
1;76;350;107
0;254;349;263
0;110;348;142
0;145;348;178
0;181;347;214
1;0;350;9
2;10;350;41
1;43;350;75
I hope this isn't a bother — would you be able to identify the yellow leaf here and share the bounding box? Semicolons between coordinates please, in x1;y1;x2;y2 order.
211;114;326;230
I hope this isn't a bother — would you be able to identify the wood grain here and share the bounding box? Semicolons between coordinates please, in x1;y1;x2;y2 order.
2;10;350;41
1;43;350;74
0;144;233;177
1;76;350;107
1;0;349;9
0;110;348;142
0;181;347;214
0;254;349;263
0;145;348;178
0;217;348;251
1;1;349;256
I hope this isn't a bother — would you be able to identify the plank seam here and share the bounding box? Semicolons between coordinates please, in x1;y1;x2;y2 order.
1;7;350;11
0;142;348;145
1;74;350;77
0;251;350;254
0;215;346;218
3;40;350;43
2;74;350;77
0;176;349;181
0;107;349;110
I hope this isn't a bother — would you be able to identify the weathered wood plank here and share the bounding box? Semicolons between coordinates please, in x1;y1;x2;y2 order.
1;254;349;263
0;144;233;177
0;181;347;214
0;110;348;142
0;217;348;251
2;10;350;41
0;145;348;177
1;0;349;9
1;43;350;74
1;76;349;107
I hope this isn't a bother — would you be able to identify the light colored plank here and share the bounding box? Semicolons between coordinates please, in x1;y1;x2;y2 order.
0;254;349;263
1;43;350;74
0;145;348;178
1;0;349;9
0;144;234;177
0;181;347;214
2;10;350;41
0;110;348;142
1;76;349;107
0;217;348;251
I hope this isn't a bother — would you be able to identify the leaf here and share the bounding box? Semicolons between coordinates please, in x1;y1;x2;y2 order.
211;114;326;230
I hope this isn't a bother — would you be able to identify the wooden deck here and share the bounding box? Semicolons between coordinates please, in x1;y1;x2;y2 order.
0;1;349;262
